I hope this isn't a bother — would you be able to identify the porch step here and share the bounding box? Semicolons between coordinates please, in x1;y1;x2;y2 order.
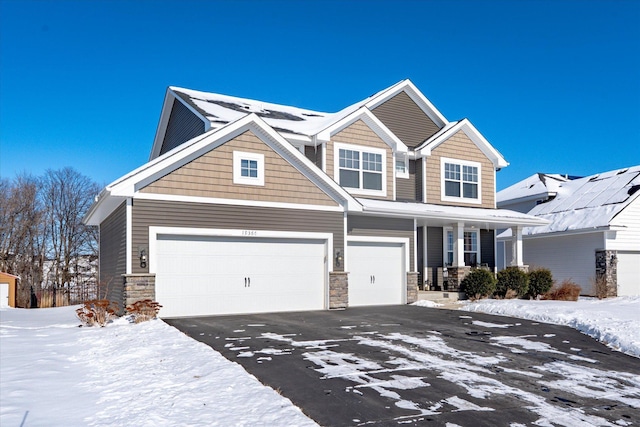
418;291;466;305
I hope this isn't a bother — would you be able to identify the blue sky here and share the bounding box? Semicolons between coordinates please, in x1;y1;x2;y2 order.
1;0;638;190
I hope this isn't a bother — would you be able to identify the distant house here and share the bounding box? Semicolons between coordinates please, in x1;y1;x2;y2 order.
84;79;545;317
0;272;19;308
497;166;640;296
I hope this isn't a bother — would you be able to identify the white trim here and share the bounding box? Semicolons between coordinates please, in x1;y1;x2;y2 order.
413;218;417;273
440;157;482;205
126;198;132;274
422;157;427;203
345;235;411;274
148;226;334;277
334;142;387;197
233;150;265;186
395;152;409;179
134;192;343;212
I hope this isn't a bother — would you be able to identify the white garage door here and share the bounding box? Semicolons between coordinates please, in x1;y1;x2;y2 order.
617;252;640;296
155;235;327;317
347;241;405;306
0;283;9;308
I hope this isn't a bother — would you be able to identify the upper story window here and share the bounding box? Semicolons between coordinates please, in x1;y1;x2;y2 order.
395;152;408;178
335;143;386;196
233;151;264;186
441;157;481;204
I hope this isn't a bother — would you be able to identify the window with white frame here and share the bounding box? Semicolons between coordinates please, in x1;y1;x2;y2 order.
441;158;481;203
335;143;386;195
445;229;479;266
233;151;264;186
395;152;408;178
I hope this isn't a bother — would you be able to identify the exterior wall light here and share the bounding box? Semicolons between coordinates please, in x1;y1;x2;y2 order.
335;250;343;268
139;248;147;269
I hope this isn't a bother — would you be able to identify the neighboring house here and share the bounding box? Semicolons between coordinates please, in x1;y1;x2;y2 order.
84;79;546;317
0;272;18;308
497;166;640;296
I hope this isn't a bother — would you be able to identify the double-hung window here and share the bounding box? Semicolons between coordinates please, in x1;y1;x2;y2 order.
441;158;481;203
445;229;479;266
233;151;264;186
335;143;386;195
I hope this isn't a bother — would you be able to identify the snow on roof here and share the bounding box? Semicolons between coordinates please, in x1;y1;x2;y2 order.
357;198;548;228
497;173;570;204
521;166;640;235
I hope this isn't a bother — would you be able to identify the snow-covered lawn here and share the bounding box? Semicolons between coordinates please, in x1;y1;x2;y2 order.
459;296;640;359
0;306;317;426
1;296;638;426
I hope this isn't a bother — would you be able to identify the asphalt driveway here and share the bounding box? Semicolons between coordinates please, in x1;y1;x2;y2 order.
166;305;640;426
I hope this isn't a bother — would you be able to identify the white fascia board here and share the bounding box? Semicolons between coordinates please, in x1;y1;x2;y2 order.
316;107;408;153
364;79;448;128
281;132;312;145
417;119;509;169
497;226;619;241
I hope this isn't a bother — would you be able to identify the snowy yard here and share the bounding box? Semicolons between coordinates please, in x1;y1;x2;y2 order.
1;296;639;426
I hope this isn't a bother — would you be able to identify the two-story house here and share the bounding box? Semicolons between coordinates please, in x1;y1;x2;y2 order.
84;80;546;317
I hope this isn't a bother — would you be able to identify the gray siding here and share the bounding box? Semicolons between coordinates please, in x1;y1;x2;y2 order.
304;145;323;169
99;201;127;304
426;227;443;267
480;229;495;269
415;159;423;202
131;199;345;273
347;215;415;271
371;91;441;149
160;98;206;155
396;160;416;202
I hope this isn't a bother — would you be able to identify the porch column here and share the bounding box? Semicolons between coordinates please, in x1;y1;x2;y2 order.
453;222;465;267
510;226;524;267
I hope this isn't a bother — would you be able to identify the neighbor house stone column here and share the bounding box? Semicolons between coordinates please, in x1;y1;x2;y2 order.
122;274;156;315
595;250;618;297
446;266;471;291
406;272;419;304
329;272;348;309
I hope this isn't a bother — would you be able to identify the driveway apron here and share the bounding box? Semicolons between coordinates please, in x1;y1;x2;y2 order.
166;305;640;426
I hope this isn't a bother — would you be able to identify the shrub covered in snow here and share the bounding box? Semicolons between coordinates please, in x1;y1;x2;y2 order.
460;269;497;300
526;268;554;299
76;300;118;327
496;267;529;299
543;279;581;301
126;299;162;323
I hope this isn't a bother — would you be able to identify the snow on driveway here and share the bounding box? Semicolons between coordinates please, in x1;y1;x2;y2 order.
0;306;317;426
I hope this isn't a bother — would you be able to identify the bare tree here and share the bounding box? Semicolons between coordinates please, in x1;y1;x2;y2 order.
41;168;100;306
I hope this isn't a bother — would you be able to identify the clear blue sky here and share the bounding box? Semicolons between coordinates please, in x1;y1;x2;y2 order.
1;0;638;190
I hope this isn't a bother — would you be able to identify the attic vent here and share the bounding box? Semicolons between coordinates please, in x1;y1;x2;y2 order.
589;175;600;182
617;169;629;175
628;184;640;196
302;112;323;117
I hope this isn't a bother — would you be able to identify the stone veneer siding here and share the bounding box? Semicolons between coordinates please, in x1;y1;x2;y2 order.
445;266;471;291
329;272;348;309
406;272;419;304
595;250;618;297
121;274;156;315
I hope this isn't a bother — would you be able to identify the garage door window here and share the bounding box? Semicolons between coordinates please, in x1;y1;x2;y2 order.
233;151;264;186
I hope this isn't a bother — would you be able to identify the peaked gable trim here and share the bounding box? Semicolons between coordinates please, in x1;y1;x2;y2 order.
316;107;408;153
416;119;509;169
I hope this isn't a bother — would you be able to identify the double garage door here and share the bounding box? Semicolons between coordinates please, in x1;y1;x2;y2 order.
154;233;408;318
155;234;327;318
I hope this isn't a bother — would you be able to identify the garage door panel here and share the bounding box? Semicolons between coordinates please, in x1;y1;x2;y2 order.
348;241;405;307
155;235;326;317
617;252;640;296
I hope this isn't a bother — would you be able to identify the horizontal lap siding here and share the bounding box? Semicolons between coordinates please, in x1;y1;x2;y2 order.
347;216;415;271
143;131;337;206
415;159;423;202
396;160;416;202
131;199;344;274
99;201;127;304
371;91;441;149
328;120;394;200
425;131;495;208
305;145;323;169
160;98;206;155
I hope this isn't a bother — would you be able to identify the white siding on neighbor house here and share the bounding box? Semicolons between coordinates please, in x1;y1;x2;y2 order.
514;232;605;296
608;198;640;251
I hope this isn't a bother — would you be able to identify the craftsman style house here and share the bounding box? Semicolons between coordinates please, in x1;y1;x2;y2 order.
85;80;546;317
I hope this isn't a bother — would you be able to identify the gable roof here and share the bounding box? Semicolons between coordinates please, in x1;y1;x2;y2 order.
519;166;640;235
150;79;450;159
85;114;362;225
497;173;571;206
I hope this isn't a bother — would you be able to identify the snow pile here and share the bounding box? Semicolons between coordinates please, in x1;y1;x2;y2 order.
461;296;640;358
0;306;317;426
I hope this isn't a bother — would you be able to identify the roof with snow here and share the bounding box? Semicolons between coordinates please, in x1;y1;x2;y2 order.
517;166;640;236
497;173;571;205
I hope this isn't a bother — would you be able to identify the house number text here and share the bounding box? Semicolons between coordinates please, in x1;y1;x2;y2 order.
242;230;257;236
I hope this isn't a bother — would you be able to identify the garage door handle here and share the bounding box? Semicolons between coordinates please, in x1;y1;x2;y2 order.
373;275;375;284
248;277;251;287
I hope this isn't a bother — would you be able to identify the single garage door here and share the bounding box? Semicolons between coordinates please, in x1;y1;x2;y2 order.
155;235;327;317
347;241;405;306
617;252;640;296
0;283;8;308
